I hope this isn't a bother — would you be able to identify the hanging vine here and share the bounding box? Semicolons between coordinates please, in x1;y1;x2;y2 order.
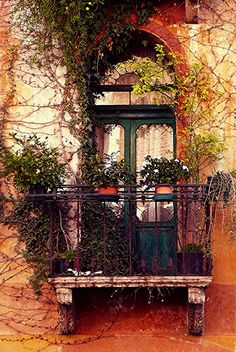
13;0;159;181
0;0;160;293
0;0;235;344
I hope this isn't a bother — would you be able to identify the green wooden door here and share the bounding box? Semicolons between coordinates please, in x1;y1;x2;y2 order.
95;105;177;274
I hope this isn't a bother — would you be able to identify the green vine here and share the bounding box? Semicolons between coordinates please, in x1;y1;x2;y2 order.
124;44;227;181
5;197;68;295
14;0;159;181
0;133;69;294
1;0;160;294
7;198;50;294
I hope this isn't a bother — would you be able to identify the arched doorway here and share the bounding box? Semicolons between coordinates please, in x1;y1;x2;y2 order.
94;34;177;274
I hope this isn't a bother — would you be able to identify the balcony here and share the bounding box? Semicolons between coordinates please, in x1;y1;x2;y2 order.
29;183;214;335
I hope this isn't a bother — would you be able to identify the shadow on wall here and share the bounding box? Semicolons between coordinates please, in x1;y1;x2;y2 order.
74;287;187;335
205;283;236;335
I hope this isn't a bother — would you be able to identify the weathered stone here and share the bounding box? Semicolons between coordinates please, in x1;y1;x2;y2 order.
188;287;205;335
56;288;73;305
58;303;75;335
188;303;205;336
188;287;206;304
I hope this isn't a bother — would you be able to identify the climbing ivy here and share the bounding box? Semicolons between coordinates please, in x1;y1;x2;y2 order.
3;0;159;293
5;196;69;295
14;0;159;181
124;44;227;181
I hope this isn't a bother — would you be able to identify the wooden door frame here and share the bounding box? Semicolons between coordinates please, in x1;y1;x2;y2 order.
94;104;176;173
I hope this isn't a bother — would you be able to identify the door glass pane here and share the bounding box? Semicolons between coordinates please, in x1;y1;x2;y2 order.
136;124;173;175
95;52;176;106
130;91;176;105
137;201;174;222
95;124;124;162
136;124;174;222
96;92;130;105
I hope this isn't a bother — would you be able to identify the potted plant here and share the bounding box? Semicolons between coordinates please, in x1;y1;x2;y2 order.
53;250;77;275
53;253;67;275
90;154;135;197
177;243;204;275
0;133;67;193
140;156;189;198
207;171;235;204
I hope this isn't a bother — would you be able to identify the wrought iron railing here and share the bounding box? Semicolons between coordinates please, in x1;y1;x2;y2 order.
29;184;214;277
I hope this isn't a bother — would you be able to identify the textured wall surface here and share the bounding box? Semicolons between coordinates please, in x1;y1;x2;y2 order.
0;0;235;351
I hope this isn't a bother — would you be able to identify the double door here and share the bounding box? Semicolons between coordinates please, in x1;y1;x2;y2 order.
95;105;177;274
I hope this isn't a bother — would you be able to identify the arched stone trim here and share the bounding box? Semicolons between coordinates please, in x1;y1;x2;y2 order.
139;22;188;75
138;23;189;156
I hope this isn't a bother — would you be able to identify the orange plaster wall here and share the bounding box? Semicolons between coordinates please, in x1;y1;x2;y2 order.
152;0;185;25
135;1;236;340
0;282;57;335
60;336;235;352
206;283;236;335
211;207;236;285
204;207;236;335
0;2;235;351
0;226;58;335
0;2;12;134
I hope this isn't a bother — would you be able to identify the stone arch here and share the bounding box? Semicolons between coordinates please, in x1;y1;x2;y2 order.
139;22;188;74
136;24;188;155
97;26;188;156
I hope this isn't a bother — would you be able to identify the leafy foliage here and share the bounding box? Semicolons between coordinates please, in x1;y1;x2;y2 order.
140;156;189;185
0;134;67;191
3;1;158;293
7;198;50;294
86;154;135;186
8;1;231;296
14;0;159;183
0;132;70;293
182;132;226;181
81;201;130;274
184;243;203;254
7;197;68;294
126;44;227;181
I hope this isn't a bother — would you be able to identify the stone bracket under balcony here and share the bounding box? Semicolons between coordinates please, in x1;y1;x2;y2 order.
49;275;212;336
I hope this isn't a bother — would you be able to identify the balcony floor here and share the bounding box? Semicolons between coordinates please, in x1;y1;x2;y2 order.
49;275;213;288
49;275;212;336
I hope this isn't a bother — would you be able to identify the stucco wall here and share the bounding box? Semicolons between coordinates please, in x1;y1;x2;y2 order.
0;0;235;351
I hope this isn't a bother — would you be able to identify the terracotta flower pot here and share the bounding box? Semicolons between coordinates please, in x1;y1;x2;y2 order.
98;185;118;195
97;185;120;202
155;185;173;194
153;185;173;202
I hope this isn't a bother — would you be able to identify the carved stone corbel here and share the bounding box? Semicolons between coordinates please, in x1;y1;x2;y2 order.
188;287;205;336
56;287;75;335
56;287;73;305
